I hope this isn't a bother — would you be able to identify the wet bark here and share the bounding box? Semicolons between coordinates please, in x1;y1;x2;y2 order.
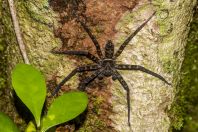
0;0;197;132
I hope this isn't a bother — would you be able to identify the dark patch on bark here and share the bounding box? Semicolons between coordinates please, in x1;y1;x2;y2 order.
49;0;139;131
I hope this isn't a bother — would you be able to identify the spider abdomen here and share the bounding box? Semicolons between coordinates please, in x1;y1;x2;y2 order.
103;69;113;77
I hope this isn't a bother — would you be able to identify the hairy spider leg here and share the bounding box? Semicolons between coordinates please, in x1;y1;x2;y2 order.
77;18;103;58
52;65;101;96
51;50;99;63
115;64;171;85
114;12;156;59
78;69;103;91
113;70;131;126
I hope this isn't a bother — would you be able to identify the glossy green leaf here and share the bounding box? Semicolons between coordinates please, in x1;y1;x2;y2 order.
41;92;88;132
0;112;20;132
11;63;46;127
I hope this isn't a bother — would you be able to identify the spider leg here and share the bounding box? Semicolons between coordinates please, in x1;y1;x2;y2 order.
52;65;101;96
51;49;99;63
114;12;156;59
76;18;103;58
78;69;103;91
115;64;171;85
113;70;131;126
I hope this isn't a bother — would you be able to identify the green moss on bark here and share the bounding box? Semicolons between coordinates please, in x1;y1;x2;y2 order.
169;5;198;131
0;2;6;80
0;0;28;131
0;0;7;90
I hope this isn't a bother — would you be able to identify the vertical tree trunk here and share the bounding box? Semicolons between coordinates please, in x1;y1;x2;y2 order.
0;0;197;131
111;1;197;131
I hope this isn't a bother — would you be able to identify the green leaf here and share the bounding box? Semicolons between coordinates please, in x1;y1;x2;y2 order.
41;92;88;132
0;112;20;132
11;63;46;127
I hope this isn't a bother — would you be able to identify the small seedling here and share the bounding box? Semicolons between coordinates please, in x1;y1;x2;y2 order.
0;63;88;132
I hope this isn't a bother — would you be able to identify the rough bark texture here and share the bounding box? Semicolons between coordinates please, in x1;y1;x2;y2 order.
111;1;197;132
0;0;197;132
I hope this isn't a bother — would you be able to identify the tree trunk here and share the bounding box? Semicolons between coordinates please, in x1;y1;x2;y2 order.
0;0;197;132
111;1;197;131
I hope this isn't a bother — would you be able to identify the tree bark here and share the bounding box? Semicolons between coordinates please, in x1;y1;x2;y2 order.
111;1;197;131
0;0;197;132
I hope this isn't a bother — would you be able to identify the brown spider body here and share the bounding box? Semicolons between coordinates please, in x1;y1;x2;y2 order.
52;12;170;126
99;40;115;77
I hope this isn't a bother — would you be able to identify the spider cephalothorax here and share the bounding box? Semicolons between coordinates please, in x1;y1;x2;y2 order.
51;12;171;126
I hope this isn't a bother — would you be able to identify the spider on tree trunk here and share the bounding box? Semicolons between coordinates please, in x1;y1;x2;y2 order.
51;11;171;126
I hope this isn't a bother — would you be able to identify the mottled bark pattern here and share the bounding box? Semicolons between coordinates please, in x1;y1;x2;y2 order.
111;0;196;131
